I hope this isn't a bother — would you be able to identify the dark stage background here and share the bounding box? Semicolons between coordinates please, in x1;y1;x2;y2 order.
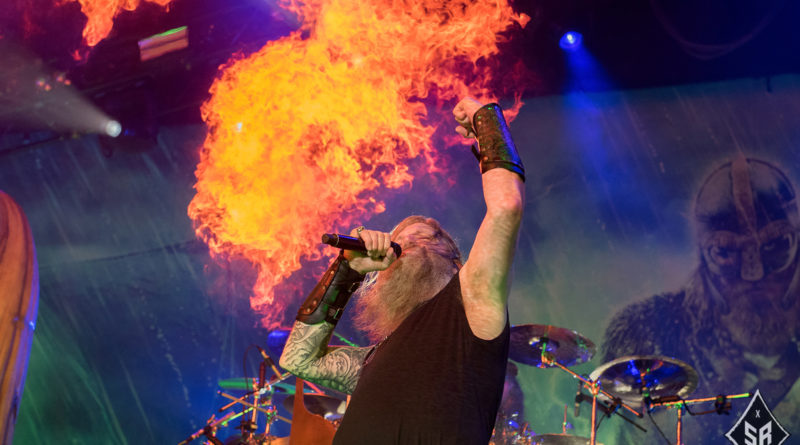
1;74;799;444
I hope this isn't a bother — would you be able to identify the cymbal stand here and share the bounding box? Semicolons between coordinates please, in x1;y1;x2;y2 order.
220;406;259;427
541;352;642;445
179;390;284;445
218;391;293;424
648;392;751;445
259;384;284;437
178;411;239;445
241;385;261;441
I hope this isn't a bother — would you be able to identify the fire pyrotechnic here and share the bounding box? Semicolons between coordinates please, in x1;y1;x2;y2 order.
189;0;529;328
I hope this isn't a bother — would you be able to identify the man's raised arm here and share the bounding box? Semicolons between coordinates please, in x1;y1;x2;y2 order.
454;98;526;340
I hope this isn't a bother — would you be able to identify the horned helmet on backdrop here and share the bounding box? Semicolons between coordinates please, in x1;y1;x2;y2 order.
689;156;800;355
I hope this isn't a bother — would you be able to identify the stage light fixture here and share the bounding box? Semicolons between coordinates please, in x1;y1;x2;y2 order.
94;80;159;156
104;120;122;137
559;31;583;51
138;26;189;62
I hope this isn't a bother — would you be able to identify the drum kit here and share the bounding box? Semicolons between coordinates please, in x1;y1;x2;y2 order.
178;325;751;445
177;332;348;445
492;324;752;445
177;369;350;445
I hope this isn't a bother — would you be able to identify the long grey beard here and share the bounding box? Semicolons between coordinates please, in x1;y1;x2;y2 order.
354;246;456;343
698;262;800;355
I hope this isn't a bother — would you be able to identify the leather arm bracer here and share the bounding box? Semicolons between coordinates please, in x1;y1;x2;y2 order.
472;103;525;182
296;253;365;325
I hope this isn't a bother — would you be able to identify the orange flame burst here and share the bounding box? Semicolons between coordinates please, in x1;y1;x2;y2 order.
189;0;529;328
60;0;173;47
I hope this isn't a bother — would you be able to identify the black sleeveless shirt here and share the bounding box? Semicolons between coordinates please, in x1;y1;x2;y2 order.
332;273;510;445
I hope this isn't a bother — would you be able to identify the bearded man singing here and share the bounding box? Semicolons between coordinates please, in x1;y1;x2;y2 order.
279;97;525;444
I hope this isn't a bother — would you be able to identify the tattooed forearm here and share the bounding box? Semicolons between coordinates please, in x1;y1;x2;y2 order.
279;321;371;394
279;321;334;370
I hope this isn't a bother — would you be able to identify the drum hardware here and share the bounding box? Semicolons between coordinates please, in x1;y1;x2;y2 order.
179;352;291;444
574;393;646;435
222;434;289;445
218;391;292;423
234;352;290;442
588;355;699;410
506;324;752;445
509;325;644;445
561;404;573;434
588;355;752;444
178;412;240;445
219;406;272;431
647;392;752;445
218;377;296;393
532;433;603;444
532;407;604;444
218;366;291;442
542;353;643;445
181;337;349;445
491;411;535;445
509;325;596;368
178;402;289;445
282;394;347;421
646;393;752;413
219;388;287;444
300;379;328;397
585;355;697;445
179;398;283;445
491;361;535;445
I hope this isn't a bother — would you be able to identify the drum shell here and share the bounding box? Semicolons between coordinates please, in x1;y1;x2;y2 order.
0;191;39;444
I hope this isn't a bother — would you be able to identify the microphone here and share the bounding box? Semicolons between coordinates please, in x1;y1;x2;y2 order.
258;362;266;389
321;233;402;258
258;347;284;381
574;381;582;418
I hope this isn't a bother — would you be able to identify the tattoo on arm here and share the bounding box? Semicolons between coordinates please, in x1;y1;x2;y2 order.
279;321;371;394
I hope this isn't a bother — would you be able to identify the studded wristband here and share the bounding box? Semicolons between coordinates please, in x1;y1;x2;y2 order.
472;103;525;182
296;253;365;325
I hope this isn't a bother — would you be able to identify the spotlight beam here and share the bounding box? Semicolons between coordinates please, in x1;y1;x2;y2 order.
0;40;120;137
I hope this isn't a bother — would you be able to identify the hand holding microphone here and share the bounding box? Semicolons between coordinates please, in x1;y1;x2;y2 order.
322;227;399;275
321;233;402;258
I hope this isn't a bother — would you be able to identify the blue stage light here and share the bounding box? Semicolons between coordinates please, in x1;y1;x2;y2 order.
559;31;583;51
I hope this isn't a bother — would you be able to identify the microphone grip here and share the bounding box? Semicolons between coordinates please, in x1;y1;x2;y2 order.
322;233;402;258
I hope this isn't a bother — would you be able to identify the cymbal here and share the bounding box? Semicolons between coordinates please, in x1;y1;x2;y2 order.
218;378;299;394
588;355;698;407
509;324;595;367
283;394;346;419
533;434;602;445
